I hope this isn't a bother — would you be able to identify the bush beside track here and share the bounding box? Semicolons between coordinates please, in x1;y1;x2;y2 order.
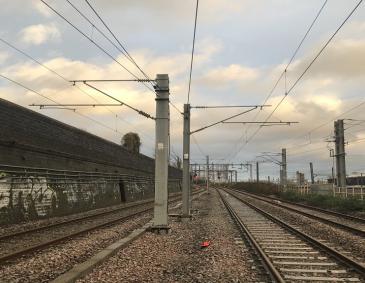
228;182;365;214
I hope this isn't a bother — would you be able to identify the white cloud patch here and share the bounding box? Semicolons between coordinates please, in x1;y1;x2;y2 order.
31;0;52;17
203;64;259;84
1;14;365;176
19;23;60;45
93;0;246;23
0;51;9;64
288;38;365;80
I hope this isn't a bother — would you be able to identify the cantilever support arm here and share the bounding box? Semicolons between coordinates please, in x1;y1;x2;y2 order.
190;107;259;135
83;82;155;120
257;155;282;166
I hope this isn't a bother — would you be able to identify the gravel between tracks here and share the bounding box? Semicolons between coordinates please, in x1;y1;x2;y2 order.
77;189;262;283
0;194;188;283
231;191;365;263
0;197;169;237
0;214;151;283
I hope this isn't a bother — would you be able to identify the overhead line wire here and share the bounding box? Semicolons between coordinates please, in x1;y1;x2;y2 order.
0;36;156;146
240;0;362;156
40;0;162;150
40;0;155;93
191;107;259;134
84;82;155;119
0;37;107;107
191;135;206;157
286;0;328;68
187;0;199;103
81;0;183;115
224;0;329;162
66;1;129;62
83;0;153;84
286;100;365;145
48;0;182;148
245;0;328;131
0;73;128;137
287;1;363;96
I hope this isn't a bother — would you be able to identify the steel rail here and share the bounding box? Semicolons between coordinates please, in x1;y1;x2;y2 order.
224;189;365;278
218;190;285;283
0;204;152;264
0;190;203;264
230;189;365;237
243;190;365;223
0;198;154;241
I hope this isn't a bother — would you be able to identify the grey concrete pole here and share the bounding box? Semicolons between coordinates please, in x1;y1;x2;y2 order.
334;121;340;187
226;164;229;183
182;104;190;217
310;162;315;184
282;148;287;186
256;162;259;183
335;120;347;187
296;171;302;186
206;155;209;192
212;163;214;182
249;164;253;181
152;74;170;230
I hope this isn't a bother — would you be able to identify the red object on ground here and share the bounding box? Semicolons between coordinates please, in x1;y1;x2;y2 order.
201;241;211;248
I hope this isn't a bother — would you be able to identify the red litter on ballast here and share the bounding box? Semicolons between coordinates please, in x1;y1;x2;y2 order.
200;241;211;248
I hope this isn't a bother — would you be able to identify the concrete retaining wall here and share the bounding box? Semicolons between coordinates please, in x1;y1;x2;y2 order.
0;99;182;224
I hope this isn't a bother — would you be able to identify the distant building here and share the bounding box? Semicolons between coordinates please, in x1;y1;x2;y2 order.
328;175;365;186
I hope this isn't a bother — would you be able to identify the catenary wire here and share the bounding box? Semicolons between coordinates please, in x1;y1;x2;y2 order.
40;0;180;152
244;0;328;134
80;0;183;115
84;82;155;120
187;0;199;103
191;134;206;157
0;36;156;147
283;100;365;150
230;0;363;162
83;0;153;84
40;0;155;93
224;0;329;162
0;73;131;138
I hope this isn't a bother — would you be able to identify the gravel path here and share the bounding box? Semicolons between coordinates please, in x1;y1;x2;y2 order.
78;189;262;283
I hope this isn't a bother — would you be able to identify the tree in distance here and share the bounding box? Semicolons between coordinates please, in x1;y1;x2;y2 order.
174;156;182;169
121;132;141;154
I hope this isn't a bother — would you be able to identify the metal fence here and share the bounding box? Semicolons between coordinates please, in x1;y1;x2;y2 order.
283;182;364;200
333;186;364;200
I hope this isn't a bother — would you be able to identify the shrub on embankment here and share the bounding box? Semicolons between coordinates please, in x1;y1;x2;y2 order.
229;182;365;214
228;182;281;195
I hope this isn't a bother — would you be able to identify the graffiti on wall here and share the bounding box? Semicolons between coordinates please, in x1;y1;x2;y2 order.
0;173;121;224
0;172;182;225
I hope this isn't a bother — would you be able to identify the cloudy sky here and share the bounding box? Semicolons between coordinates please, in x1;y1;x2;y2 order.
0;0;364;181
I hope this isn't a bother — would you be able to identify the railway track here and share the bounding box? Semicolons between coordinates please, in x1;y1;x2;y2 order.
229;188;365;237
0;190;203;264
0;198;153;241
242;191;365;223
219;189;365;282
